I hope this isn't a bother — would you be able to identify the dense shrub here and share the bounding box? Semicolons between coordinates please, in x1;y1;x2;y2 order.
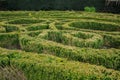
2;24;19;32
26;24;49;31
84;6;96;12
0;48;120;80
39;31;103;48
69;21;120;31
19;34;120;70
8;19;45;24
0;33;20;49
103;34;120;48
0;11;120;80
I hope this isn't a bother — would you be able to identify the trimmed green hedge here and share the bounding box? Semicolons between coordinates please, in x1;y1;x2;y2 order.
103;34;120;48
0;33;20;49
8;19;45;24
69;21;120;31
0;11;120;80
2;24;19;32
39;31;103;48
0;48;120;80
71;29;120;48
26;24;49;31
20;34;120;70
27;31;42;37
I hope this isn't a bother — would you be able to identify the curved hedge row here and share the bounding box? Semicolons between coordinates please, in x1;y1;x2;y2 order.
19;33;120;70
0;11;120;80
2;24;19;32
8;19;45;24
38;30;103;48
0;48;120;80
69;21;120;31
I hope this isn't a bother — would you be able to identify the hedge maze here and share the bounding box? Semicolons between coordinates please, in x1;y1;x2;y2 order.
0;11;120;80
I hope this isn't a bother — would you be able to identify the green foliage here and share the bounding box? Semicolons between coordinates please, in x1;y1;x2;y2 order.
20;33;120;70
0;48;120;80
8;19;45;24
40;31;103;48
103;34;120;48
2;24;19;32
26;24;49;31
0;11;120;80
84;6;96;12
70;21;120;31
0;26;6;33
0;33;20;49
27;31;42;37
